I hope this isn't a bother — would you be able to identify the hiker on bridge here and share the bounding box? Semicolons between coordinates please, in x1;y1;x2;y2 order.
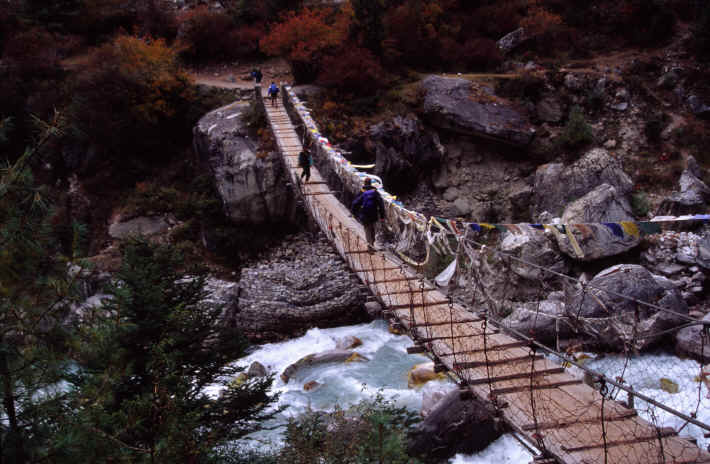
267;82;279;107
251;68;263;85
298;149;313;183
351;177;385;252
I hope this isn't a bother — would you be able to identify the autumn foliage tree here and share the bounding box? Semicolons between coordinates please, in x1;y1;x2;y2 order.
72;35;195;163
260;7;350;82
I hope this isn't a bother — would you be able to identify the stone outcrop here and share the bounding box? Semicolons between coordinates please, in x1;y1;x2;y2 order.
470;227;567;303
407;390;501;461
223;232;369;342
641;230;709;306
554;222;641;261
561;184;634;224
193;101;292;225
420;75;535;146
108;215;175;239
281;349;368;383
533;148;633;219
565;264;689;351
658;156;710;216
368;114;444;193
497;27;527;54
675;313;710;361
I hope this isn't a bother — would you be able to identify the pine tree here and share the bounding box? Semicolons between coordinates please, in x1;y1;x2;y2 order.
0;116;79;464
63;240;280;463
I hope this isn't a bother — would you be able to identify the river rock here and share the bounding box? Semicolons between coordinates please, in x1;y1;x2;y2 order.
246;361;268;378
408;362;446;388
675;313;710;361
554;222;640;263
108;215;174;239
193;101;291;225
224;232;368;342
281;349;368;384
502;292;573;344
303;380;321;391
420;75;535;147
335;335;363;350
407;390;501;461
565;264;689;351
533;148;633;219
688;95;710;118
658;156;710;216
369;114;444;193
421;387;455;418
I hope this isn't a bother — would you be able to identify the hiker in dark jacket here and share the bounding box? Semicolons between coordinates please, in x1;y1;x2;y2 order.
351;178;385;251
298;149;313;182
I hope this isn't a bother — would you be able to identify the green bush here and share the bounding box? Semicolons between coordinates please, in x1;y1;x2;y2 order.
631;191;650;217
558;105;594;149
278;393;421;464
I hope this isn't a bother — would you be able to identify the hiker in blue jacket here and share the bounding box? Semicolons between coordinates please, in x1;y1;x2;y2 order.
351;178;385;252
267;82;279;106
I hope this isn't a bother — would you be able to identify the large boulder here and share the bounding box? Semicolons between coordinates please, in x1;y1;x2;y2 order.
565;264;689;351
553;223;641;261
502;291;574;344
420;75;535;147
281;349;368;383
226;233;368;342
407;390;501;461
675;313;710;361
658;156;710;216
108;215;175;239
555;184;639;261
533;148;633;218
470;227;568;304
369;115;444;193
193;101;291;225
561;184;634;224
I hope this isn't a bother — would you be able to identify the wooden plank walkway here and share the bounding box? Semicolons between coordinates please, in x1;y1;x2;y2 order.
262;90;710;464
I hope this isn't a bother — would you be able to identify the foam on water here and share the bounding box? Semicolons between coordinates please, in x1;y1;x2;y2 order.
585;352;710;448
449;434;533;464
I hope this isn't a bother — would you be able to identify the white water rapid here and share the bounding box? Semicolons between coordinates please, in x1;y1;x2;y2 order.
207;319;533;462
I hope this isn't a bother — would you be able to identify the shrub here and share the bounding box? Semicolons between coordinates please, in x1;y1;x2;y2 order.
177;6;237;63
631;191;650;217
278;393;421;463
2;27;62;79
460;38;503;70
72;35;195;161
693;4;710;60
318;47;387;94
558;106;594;149
644;113;669;144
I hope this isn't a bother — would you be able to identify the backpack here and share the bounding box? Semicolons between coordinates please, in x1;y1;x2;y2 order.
269;84;278;95
360;189;380;220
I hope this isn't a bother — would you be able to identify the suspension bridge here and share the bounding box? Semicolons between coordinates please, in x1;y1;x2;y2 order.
259;86;710;464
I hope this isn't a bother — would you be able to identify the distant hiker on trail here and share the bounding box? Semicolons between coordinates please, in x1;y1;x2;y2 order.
267;82;279;106
298;149;313;183
351;178;385;252
251;68;263;85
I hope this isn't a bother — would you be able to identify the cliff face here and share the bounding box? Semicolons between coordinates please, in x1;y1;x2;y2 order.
193;101;295;226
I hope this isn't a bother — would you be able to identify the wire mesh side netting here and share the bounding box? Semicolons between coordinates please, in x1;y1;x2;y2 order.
452;227;710;464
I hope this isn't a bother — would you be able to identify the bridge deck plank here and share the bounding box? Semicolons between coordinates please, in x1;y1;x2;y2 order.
263;92;710;464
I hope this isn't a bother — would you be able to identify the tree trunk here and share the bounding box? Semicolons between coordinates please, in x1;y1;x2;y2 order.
0;348;25;464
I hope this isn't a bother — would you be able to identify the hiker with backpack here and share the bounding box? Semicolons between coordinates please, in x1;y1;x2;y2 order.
267;82;279;106
351;178;385;252
298;149;313;183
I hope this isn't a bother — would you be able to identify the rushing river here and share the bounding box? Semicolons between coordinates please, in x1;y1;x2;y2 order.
206;319;533;462
208;320;709;461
